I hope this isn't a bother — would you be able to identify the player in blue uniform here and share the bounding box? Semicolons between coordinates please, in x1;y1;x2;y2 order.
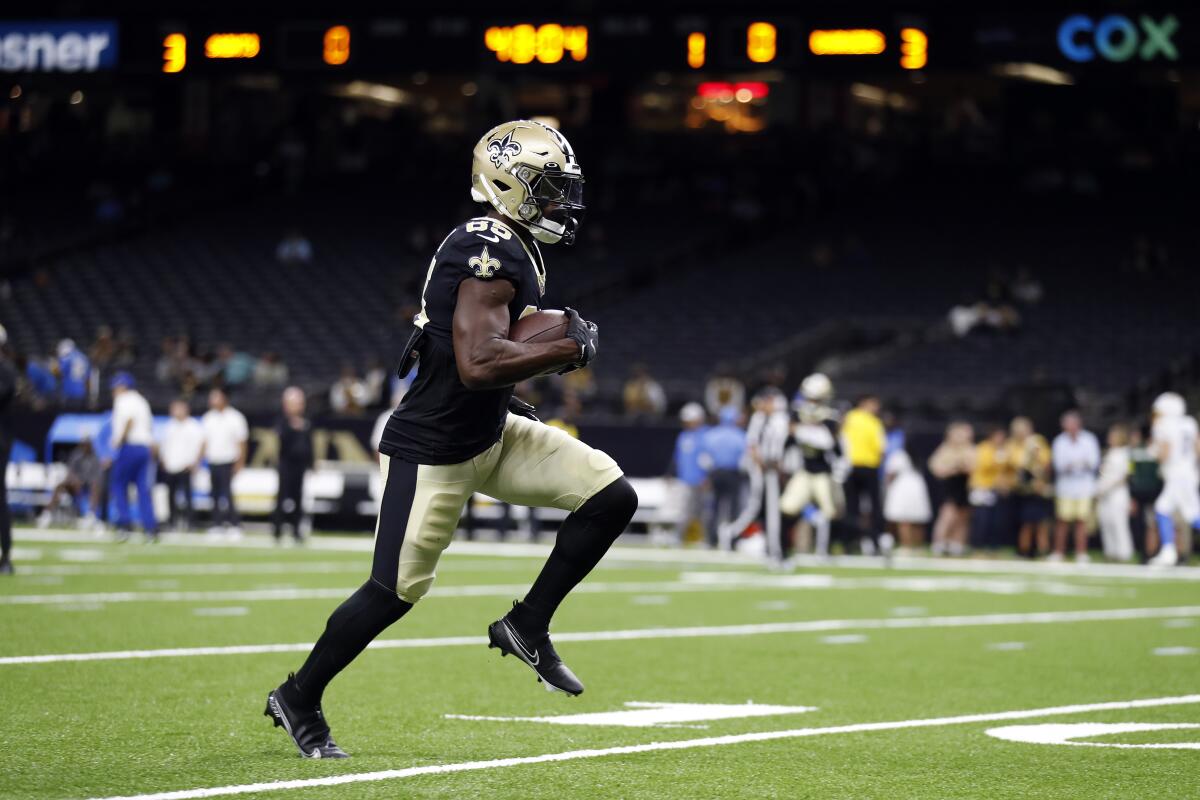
265;120;637;759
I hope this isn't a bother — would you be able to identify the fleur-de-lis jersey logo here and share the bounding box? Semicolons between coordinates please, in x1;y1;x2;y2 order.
487;130;522;168
469;246;500;278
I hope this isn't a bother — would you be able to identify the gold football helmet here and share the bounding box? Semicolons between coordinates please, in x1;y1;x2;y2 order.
470;120;584;245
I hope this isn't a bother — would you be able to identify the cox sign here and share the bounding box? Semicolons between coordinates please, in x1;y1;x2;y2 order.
1057;14;1179;62
0;21;118;72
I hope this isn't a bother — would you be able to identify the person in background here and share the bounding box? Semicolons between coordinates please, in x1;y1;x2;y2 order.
200;388;249;539
970;426;1014;551
109;372;158;542
218;344;257;388
883;447;932;552
1008;416;1053;559
274;387;314;544
1128;426;1163;560
22;352;57;406
623;363;667;419
37;441;101;528
668;403;709;544
722;388;789;559
87;414;114;532
329;364;370;414
881;410;906;476
57;338;92;407
158;399;204;532
0;326;16;573
363;359;389;409
779;373;841;557
1050;410;1101;563
89;325;117;372
253;352;290;389
704;365;745;418
700;406;746;550
1096;423;1134;562
560;366;597;404
1148;392;1200;566
276;228;314;265
928;422;975;556
546;390;582;439
841;395;888;555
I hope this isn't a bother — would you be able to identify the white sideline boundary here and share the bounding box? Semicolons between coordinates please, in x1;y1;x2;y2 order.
82;694;1200;800
16;527;1200;581
4;604;1199;666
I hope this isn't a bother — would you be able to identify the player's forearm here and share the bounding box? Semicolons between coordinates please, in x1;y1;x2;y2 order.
458;337;579;390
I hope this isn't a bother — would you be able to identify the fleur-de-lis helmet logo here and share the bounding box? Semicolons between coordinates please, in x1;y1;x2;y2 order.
487;130;522;168
469;246;500;278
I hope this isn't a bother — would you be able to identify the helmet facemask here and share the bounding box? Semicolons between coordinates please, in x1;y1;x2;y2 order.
514;166;585;245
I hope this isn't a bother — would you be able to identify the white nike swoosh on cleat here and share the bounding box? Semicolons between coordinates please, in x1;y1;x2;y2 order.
503;620;540;666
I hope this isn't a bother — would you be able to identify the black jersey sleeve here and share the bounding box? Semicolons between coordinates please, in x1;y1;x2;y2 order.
439;220;527;290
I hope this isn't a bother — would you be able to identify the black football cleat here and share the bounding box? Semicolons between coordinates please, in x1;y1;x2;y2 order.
264;678;349;759
487;606;584;696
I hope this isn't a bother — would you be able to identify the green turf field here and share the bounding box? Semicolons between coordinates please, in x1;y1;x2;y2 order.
2;529;1199;800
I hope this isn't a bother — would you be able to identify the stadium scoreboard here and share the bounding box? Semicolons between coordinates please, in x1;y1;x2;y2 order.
3;13;1192;76
103;17;940;75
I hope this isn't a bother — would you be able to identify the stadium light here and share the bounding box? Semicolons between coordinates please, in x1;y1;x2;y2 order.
697;81;769;100
809;29;886;56
992;62;1074;86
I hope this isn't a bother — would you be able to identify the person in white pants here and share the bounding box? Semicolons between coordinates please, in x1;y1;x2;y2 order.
1149;392;1200;566
720;388;789;558
1096;423;1134;562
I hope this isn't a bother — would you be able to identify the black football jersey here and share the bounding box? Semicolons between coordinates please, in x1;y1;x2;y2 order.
793;417;841;474
379;216;546;465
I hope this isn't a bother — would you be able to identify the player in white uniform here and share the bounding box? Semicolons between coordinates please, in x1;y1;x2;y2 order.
1149;392;1200;566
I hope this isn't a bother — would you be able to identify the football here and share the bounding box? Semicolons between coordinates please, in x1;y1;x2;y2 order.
509;309;569;344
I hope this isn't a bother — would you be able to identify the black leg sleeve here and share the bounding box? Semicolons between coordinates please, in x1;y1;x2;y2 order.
512;477;638;634
0;438;10;561
286;579;412;708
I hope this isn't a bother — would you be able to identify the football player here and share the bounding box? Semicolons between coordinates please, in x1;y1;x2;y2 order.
1148;392;1200;566
779;373;843;558
264;121;638;758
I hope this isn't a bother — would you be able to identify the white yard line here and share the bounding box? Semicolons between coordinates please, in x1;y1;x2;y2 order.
0;581;741;606
82;694;1200;800
14;560;537;576
4;605;1199;666
18;527;1200;581
0;572;1120;606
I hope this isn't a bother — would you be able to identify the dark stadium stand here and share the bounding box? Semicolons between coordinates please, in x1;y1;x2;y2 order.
4;188;1196;425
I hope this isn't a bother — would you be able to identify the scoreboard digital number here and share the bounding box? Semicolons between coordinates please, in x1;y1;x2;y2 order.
483;24;588;64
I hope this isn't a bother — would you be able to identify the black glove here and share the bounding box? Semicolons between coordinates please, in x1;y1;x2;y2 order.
562;307;599;371
508;395;539;422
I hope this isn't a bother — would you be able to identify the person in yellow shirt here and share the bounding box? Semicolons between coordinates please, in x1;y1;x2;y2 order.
1006;416;1053;557
841;395;888;554
969;427;1014;550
